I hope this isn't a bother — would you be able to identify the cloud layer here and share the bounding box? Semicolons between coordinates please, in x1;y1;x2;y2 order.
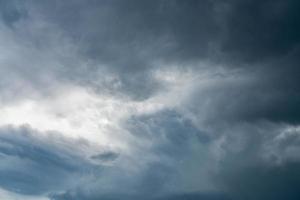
0;0;299;199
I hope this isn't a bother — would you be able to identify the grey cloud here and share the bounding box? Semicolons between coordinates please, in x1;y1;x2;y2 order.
49;116;300;200
222;0;300;63
126;110;210;155
91;151;119;162
219;162;300;200
50;192;231;200
34;0;219;63
180;66;300;127
0;0;299;199
49;162;176;200
1;0;299;101
49;110;214;200
203;122;300;200
0;125;101;195
12;0;221;100
28;0;300;70
157;193;231;200
0;0;27;27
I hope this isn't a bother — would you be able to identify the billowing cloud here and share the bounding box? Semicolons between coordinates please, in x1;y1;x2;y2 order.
0;0;299;200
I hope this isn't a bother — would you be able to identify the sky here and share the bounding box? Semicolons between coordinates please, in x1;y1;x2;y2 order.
0;0;299;199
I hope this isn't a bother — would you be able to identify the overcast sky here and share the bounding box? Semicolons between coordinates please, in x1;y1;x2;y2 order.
0;0;300;199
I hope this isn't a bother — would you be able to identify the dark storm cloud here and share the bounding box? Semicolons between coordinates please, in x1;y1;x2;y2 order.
0;0;299;200
222;0;300;62
0;0;27;26
91;151;119;162
50;192;231;200
183;67;300;125
35;0;300;199
34;0;219;64
213;124;300;200
50;110;214;200
217;0;300;125
0;125;101;195
126;110;210;155
2;0;299;101
20;0;221;99
157;193;231;200
218;161;300;200
29;0;299;68
49;162;177;200
20;0;299;110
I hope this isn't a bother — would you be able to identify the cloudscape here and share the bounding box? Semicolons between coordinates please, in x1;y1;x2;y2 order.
0;0;300;199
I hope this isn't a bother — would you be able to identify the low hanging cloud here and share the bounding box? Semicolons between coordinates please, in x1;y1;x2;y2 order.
0;0;299;200
0;125;100;195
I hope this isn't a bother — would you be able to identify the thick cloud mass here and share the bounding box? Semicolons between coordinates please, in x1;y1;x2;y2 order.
0;125;103;195
0;0;299;200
